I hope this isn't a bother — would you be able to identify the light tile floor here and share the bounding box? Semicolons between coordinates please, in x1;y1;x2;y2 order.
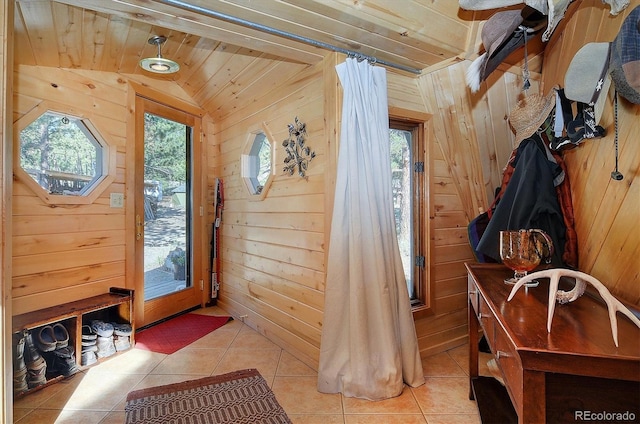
13;306;493;423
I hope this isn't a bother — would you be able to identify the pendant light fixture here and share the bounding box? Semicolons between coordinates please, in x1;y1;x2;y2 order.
139;36;180;74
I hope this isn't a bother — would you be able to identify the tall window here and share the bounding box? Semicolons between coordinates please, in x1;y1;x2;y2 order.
389;119;427;309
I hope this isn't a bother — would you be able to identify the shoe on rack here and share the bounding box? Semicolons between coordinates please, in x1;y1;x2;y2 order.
114;335;131;352
26;367;47;389
13;366;29;395
96;336;116;358
25;357;47;389
81;339;97;348
52;323;69;349
42;350;60;376
53;347;80;377
23;330;47;389
24;331;44;367
45;347;79;377
81;350;98;367
35;326;57;352
81;344;98;352
13;333;28;395
112;322;132;337
81;344;98;367
90;320;114;338
82;325;97;341
13;332;26;373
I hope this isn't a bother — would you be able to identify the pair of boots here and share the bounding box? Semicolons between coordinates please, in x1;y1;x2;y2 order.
13;330;47;394
42;346;80;378
31;323;80;378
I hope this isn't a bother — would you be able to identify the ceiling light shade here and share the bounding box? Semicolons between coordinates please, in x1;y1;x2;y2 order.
139;36;180;74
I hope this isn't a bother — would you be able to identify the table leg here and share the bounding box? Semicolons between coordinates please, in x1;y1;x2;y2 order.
468;297;479;400
519;370;545;424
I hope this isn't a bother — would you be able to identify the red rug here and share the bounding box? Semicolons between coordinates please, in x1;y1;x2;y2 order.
135;313;231;355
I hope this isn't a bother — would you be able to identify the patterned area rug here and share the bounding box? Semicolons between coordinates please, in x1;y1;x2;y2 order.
125;369;292;424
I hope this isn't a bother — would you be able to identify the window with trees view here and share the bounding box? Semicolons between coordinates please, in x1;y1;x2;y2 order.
19;111;104;196
15;105;115;205
390;119;428;309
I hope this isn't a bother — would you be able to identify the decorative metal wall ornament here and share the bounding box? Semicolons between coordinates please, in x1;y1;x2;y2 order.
282;117;315;178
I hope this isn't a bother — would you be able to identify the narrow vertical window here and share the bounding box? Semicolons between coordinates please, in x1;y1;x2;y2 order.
390;127;414;298
390;120;427;307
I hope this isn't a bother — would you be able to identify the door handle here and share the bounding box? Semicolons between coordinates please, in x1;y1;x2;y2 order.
136;214;143;240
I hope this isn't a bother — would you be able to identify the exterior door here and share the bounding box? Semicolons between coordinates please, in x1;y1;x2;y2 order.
134;96;204;327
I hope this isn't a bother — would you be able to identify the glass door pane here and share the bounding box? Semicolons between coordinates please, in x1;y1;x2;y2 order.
389;128;414;298
143;112;191;301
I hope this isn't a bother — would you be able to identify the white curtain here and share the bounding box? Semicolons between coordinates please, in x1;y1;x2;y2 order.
317;58;425;400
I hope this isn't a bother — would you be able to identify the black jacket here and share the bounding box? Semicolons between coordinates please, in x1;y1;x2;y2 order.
476;135;567;267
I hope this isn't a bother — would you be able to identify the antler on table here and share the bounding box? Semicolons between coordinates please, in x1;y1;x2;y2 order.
507;268;640;347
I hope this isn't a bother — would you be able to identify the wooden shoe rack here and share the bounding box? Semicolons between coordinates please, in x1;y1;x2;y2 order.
12;287;134;397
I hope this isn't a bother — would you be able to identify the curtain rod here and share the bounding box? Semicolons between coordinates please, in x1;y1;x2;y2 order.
154;0;422;75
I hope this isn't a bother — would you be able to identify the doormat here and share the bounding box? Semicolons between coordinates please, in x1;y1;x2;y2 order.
135;313;231;355
125;368;292;424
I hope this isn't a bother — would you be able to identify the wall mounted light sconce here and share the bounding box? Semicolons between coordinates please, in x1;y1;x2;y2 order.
139;36;180;74
283;117;315;178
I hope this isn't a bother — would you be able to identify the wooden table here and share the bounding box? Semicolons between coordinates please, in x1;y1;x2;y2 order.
466;263;640;423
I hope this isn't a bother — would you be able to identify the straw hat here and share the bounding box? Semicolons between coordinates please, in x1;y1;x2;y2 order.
509;87;558;143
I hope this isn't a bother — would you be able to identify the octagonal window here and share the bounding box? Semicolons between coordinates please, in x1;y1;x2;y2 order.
241;131;274;199
14;103;116;205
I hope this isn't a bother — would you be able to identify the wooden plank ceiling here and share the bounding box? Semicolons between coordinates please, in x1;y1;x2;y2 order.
13;0;544;117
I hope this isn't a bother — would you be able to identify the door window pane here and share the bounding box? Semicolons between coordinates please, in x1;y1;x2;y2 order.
143;112;191;300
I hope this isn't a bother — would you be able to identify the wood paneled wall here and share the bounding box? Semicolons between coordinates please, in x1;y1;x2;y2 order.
12;66;130;314
386;62;538;356
211;61;327;368
10;66;201;315
540;0;639;305
211;56;533;365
